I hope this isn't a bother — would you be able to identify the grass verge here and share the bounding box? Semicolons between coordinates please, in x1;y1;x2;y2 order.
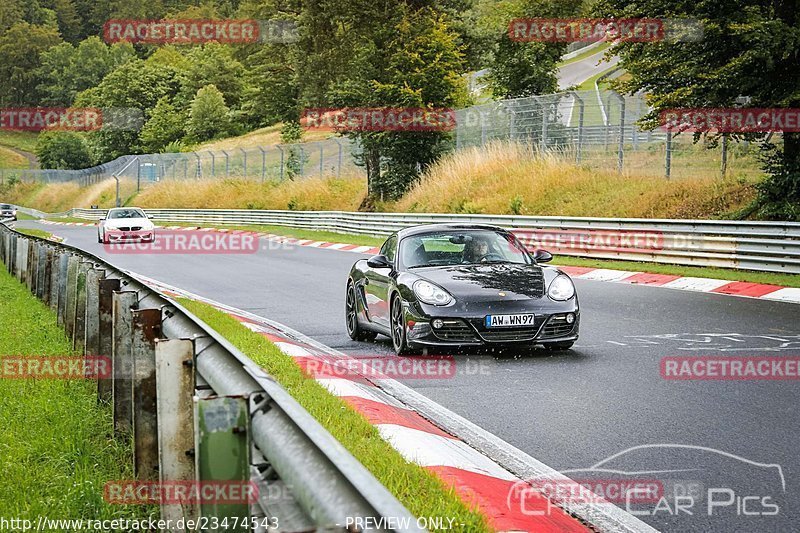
177;297;491;532
15;227;53;240
0;265;151;518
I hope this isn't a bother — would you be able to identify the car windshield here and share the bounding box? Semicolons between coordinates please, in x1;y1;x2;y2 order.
108;209;145;219
399;230;531;269
0;204;12;209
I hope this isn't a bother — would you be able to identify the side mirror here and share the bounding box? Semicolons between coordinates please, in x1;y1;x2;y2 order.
533;249;553;263
146;214;153;219
367;254;392;269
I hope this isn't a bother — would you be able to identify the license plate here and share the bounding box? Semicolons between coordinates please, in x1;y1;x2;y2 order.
485;314;537;328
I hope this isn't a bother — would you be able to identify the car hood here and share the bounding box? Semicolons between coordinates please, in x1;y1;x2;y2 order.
104;217;152;229
416;263;546;301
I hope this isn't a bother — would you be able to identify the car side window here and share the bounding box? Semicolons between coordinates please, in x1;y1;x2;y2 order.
381;235;398;263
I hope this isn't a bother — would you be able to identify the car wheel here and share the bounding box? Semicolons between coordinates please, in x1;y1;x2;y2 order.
346;282;377;342
390;295;417;356
97;232;102;243
543;341;574;351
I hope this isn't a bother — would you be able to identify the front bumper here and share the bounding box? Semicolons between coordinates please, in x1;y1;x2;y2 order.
106;230;155;242
402;298;579;348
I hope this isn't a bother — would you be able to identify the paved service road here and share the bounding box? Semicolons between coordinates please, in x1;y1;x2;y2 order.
23;220;800;532
558;48;620;90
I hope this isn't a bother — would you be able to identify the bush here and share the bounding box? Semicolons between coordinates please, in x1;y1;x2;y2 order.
186;85;231;142
36;131;93;169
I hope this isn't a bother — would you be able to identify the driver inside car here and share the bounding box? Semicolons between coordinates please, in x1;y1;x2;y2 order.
463;236;491;263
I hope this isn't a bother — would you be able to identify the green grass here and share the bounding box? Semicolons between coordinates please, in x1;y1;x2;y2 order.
0;130;39;153
0;145;28;169
16;212;35;220
576;65;619;92
16;228;53;239
178;298;491;532
0;266;151;519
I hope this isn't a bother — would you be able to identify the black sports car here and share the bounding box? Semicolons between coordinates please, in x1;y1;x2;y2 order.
345;223;579;355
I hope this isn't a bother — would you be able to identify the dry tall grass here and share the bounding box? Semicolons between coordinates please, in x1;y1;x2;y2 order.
7;142;759;219
392;143;756;219
135;174;367;211
2;178;137;212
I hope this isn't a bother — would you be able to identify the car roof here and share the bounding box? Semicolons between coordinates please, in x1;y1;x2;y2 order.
396;223;509;239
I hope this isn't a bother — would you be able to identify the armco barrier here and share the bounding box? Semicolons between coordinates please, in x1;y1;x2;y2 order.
0;220;422;532
60;208;800;274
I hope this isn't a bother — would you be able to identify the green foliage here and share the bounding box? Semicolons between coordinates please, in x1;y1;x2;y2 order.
594;0;800;219
35;130;93;169
509;194;524;214
139;96;186;152
37;36;135;106
0;22;62;106
187;84;231;142
484;0;577;98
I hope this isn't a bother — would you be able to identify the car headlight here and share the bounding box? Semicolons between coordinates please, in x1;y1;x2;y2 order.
548;275;575;301
413;280;453;306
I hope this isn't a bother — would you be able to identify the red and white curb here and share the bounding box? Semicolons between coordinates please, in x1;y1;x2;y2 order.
131;272;658;533
41;219;800;304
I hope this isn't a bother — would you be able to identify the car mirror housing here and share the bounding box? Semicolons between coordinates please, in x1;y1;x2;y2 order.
367;254;392;269
534;249;553;263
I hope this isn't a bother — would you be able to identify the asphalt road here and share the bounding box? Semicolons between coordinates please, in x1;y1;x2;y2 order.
558;48;620;90
23;221;800;532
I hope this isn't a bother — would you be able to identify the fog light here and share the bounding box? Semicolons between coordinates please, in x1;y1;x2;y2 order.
432;319;444;329
566;313;575;324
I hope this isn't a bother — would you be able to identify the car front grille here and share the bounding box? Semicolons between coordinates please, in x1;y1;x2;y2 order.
479;327;541;342
540;315;576;338
432;319;478;342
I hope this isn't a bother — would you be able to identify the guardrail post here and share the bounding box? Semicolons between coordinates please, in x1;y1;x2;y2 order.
132;308;162;480
56;253;69;326
98;278;121;401
15;237;25;282
112;290;137;435
26;240;36;291
64;255;79;338
85;268;103;359
47;249;59;311
195;395;251;527
156;338;197;523
36;244;47;299
73;262;91;353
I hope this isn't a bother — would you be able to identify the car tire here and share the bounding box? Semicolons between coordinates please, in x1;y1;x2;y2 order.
390;295;418;356
345;282;377;342
543;341;574;351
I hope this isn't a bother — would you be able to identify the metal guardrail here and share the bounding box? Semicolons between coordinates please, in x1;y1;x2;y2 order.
0;220;421;532
60;208;800;274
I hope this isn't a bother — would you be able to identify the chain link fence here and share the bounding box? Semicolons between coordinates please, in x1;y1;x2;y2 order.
0;137;363;187
455;88;775;180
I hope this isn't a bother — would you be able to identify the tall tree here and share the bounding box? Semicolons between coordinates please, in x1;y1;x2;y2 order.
594;0;800;220
37;37;135;106
0;22;62;106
